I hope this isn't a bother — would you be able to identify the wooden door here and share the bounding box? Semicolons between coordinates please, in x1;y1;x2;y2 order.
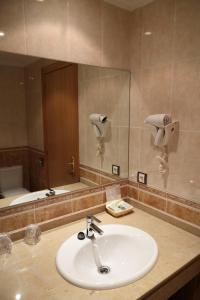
42;62;79;188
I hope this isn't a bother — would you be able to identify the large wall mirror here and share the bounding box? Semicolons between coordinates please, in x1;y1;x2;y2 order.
0;51;130;209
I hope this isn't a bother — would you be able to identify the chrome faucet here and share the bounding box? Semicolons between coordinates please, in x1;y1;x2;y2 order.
86;215;103;239
45;188;56;197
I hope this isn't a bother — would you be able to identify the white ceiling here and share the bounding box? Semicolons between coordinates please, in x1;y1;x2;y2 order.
104;0;154;11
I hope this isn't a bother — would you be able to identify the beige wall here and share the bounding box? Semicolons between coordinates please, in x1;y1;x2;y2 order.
0;65;27;148
25;60;45;151
0;0;130;70
78;65;130;178
0;60;48;152
129;0;200;202
1;0;199;204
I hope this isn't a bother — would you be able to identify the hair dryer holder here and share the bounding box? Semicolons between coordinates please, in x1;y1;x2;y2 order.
147;121;178;146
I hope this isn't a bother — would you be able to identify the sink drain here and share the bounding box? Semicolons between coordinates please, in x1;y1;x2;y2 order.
98;266;111;274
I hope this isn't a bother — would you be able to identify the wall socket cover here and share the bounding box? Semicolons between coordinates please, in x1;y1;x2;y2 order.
112;165;120;176
137;172;147;184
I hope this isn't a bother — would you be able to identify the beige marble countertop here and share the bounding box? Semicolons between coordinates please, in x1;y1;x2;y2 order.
0;208;200;300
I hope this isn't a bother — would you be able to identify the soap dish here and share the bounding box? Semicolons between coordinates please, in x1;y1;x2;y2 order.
106;198;134;218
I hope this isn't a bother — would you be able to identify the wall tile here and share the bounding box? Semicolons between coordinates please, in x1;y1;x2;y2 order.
129;0;200;205
139;190;167;211
172;58;200;131
118;74;130;127
100;75;120;126
25;60;44;151
0;65;27;148
129;127;140;181
24;0;68;60
0;210;35;232
139;183;166;198
71;193;103;212
128;185;138;200
119;127;129;178
101;2;130;69
0;0;26;54
68;0;101;65
0;0;132;70
86;122;101;170
78;65;130;178
166;200;200;226
130;71;142;128
168;131;200;202
141;0;174;68
35;200;72;223
80;168;101;185
174;0;200;62
167;192;200;210
130;8;142;70
140;65;172;127
103;126;119;174
120;185;128;198
139;128;168;191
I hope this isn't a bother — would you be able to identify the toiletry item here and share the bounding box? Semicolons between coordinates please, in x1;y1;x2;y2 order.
24;224;41;245
105;185;134;217
0;233;12;255
106;198;134;217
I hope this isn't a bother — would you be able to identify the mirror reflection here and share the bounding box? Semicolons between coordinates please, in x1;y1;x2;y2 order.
0;51;130;208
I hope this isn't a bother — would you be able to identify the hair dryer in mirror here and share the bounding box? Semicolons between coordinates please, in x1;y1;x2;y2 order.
144;114;178;146
89;113;108;138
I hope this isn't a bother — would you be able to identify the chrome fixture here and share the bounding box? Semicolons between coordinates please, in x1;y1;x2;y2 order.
86;215;103;239
45;188;55;197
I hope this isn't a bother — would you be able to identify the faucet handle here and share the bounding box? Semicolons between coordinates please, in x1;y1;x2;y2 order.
87;215;101;223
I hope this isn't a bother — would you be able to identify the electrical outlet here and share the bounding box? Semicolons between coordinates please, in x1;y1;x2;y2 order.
137;172;147;184
112;165;120;176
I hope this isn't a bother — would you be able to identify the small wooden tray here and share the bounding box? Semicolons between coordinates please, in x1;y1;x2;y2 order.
106;206;134;217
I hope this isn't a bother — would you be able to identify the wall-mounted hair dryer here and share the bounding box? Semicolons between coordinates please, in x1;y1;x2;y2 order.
144;114;177;146
89;113;108;138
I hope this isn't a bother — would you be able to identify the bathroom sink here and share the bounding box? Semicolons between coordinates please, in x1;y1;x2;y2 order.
56;224;158;290
10;189;67;206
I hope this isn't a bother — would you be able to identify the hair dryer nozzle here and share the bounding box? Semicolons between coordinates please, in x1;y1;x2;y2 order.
89;113;107;124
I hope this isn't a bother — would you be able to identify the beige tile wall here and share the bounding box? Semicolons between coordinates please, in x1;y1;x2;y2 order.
78;65;130;178
129;0;200;203
0;0;130;70
0;65;27;148
25;60;46;151
0;58;51;151
0;0;199;207
0;0;26;55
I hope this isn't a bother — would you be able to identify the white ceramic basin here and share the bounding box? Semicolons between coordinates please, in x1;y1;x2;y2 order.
10;189;67;206
56;224;158;290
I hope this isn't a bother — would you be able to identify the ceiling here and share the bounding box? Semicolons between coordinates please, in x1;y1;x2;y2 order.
104;0;154;11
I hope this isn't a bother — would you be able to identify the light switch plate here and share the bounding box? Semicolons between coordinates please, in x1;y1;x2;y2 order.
137;172;147;184
112;165;120;176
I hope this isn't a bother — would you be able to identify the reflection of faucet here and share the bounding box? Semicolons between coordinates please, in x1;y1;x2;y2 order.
45;188;56;197
86;215;103;239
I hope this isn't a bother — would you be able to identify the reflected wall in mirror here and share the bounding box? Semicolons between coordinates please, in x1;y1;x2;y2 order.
0;51;130;208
